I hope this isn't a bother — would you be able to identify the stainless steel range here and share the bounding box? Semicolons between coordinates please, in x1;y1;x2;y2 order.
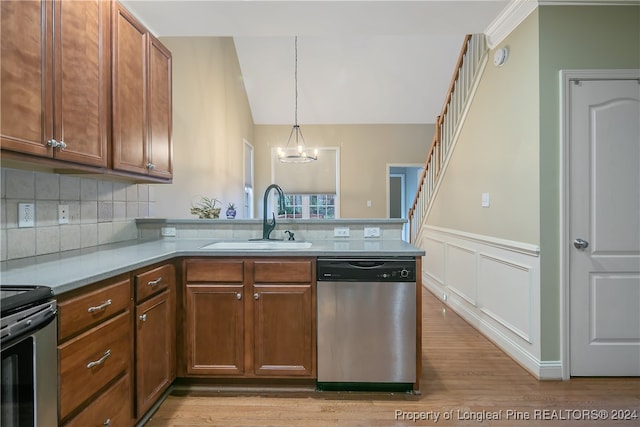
1;285;57;427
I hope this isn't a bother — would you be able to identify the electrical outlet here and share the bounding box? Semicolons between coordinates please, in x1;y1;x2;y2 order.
334;227;350;237
482;192;490;207
161;226;176;237
58;204;69;224
18;203;35;228
364;227;380;238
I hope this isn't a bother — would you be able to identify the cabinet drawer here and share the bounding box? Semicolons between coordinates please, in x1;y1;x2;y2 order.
185;259;244;282
254;259;313;283
58;277;131;341
135;263;174;302
63;373;131;427
59;311;131;420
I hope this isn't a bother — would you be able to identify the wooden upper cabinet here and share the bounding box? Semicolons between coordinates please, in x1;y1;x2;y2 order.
1;0;109;167
148;35;173;179
112;1;172;180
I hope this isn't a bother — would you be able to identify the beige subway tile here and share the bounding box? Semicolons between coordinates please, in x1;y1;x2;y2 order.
80;178;98;201
36;226;60;255
113;181;127;201
5;169;35;199
60;175;81;200
80;201;98;224
98;180;113;201
80;224;98;248
126;184;138;202
60;225;81;252
98;222;114;245
36;201;58;227
137;184;149;202
35;172;59;200
7;228;36;259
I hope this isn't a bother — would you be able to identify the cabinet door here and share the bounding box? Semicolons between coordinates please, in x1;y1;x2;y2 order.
0;0;53;157
253;283;315;377
136;290;173;417
147;35;172;179
112;1;148;175
53;0;109;166
185;284;244;376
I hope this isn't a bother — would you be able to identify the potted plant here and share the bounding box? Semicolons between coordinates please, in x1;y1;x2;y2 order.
226;202;237;219
190;196;221;219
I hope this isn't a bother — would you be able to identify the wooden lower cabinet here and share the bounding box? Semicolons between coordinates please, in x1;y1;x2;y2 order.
253;282;314;376
57;275;133;425
134;262;176;418
186;283;245;375
183;258;316;379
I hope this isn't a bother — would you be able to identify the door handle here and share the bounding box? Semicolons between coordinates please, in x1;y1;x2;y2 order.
573;238;589;250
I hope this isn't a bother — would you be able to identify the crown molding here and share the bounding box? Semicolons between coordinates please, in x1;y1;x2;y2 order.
485;0;639;49
484;0;538;49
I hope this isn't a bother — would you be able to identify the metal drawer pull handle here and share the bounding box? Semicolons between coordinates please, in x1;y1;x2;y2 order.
87;299;112;313
147;277;163;286
87;349;111;368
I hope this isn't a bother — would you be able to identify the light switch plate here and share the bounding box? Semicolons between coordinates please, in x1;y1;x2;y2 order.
482;192;490;208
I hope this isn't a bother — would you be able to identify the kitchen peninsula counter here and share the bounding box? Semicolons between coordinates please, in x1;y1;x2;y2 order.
0;237;424;295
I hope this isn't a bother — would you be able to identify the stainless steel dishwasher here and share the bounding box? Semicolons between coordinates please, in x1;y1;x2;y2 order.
316;257;416;390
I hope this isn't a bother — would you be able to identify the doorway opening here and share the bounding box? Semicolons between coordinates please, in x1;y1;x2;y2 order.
387;165;423;241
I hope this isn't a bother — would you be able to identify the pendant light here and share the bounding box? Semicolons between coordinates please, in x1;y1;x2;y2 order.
277;36;318;163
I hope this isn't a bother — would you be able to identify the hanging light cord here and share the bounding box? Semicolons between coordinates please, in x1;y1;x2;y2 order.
294;36;299;128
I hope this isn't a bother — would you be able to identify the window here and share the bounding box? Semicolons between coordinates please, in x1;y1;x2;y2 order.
277;194;336;219
244;140;254;218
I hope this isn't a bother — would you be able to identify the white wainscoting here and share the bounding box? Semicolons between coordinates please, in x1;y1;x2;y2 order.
421;225;562;379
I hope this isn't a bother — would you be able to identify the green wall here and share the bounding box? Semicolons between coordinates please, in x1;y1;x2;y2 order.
538;5;640;360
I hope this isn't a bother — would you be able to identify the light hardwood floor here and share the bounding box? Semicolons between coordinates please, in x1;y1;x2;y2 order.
145;289;640;426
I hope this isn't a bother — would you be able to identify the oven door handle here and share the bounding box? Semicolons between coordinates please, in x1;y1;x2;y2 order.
0;301;57;347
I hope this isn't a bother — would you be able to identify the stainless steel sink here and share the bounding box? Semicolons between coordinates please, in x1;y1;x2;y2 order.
200;241;312;250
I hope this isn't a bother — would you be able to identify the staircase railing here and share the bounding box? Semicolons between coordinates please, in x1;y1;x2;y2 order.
408;34;488;243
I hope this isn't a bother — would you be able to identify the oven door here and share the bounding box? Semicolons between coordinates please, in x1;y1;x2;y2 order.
1;301;57;427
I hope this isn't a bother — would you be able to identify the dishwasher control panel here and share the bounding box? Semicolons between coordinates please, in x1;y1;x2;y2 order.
317;257;416;282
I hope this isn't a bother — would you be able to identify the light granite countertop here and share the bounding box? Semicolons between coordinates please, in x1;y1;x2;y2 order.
1;238;424;295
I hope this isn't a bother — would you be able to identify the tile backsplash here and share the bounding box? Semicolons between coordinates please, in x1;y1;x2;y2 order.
0;168;156;261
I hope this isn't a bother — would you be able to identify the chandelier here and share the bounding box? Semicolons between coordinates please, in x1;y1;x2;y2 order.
277;36;318;163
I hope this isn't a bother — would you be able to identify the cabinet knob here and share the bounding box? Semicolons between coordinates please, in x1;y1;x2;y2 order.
236;292;242;300
46;139;66;150
139;314;147;322
253;292;260;300
104;419;111;427
146;162;156;170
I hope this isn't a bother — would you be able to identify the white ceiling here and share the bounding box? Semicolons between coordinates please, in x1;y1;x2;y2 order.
120;1;511;124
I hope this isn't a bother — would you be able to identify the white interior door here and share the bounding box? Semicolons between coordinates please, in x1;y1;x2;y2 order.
569;77;640;376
